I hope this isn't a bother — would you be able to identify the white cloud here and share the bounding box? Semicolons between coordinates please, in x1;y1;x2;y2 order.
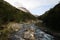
5;0;60;10
18;0;40;9
4;0;60;15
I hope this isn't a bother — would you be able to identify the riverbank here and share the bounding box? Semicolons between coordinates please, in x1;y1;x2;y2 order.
9;23;54;40
35;22;60;40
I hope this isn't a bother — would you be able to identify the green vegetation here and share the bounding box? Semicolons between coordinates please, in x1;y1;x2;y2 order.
0;0;36;40
38;3;60;32
0;0;36;24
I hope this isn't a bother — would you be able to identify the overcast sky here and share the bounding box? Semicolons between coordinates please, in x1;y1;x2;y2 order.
5;0;60;15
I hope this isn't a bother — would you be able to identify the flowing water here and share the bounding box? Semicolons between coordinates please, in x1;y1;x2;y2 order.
9;23;54;40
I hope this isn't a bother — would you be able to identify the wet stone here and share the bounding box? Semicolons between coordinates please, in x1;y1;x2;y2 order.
9;24;54;40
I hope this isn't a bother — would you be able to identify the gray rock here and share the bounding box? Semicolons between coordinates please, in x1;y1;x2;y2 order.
9;23;54;40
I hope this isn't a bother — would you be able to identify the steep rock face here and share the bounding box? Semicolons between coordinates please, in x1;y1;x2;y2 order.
38;3;60;31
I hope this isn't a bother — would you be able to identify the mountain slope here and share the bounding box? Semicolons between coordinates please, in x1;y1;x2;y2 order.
0;0;36;25
38;3;60;31
0;0;36;40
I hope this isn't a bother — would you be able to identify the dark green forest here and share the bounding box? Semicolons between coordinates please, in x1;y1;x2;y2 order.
38;3;60;32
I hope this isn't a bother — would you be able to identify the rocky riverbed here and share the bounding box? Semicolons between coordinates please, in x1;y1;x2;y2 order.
9;23;54;40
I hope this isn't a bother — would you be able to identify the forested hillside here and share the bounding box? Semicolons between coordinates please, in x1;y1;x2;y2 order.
0;0;36;25
38;3;60;31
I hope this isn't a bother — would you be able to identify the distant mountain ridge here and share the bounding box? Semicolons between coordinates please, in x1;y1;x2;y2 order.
18;7;29;12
